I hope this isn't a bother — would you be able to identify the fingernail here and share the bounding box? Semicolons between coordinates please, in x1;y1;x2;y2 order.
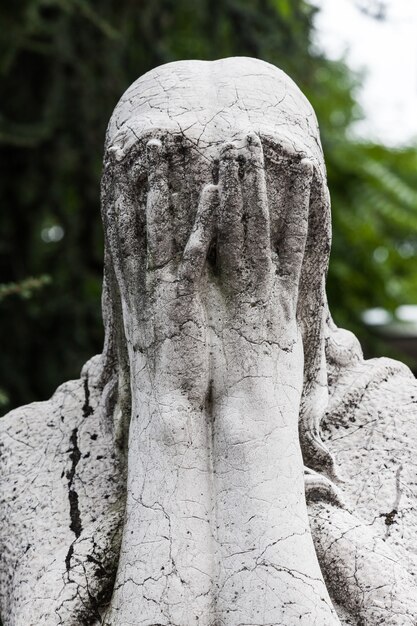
300;158;314;175
246;131;261;147
146;139;163;164
108;145;125;162
220;142;237;160
202;183;218;196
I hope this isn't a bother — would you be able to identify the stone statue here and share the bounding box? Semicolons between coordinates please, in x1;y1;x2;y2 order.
1;57;417;626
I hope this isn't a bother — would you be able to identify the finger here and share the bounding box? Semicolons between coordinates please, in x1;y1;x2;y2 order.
241;132;271;274
304;467;346;508
297;172;335;481
276;158;313;287
301;426;340;485
104;161;145;310
217;142;244;281
300;342;341;485
116;188;143;293
178;184;218;290
146;138;172;269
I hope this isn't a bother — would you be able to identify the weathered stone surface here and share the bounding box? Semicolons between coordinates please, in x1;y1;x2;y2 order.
0;356;124;624
1;57;416;625
309;321;417;624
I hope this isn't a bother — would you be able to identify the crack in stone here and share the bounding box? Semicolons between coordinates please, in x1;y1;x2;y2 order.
65;427;83;572
82;376;94;418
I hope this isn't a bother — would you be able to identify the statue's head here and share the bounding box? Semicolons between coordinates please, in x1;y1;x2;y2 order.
100;57;334;476
105;57;326;174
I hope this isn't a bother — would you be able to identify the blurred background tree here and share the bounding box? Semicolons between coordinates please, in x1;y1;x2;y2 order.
1;0;417;414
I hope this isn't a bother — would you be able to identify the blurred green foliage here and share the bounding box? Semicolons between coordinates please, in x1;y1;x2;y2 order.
1;0;417;413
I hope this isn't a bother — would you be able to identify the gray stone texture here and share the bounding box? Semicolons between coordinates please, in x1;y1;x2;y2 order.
1;58;416;625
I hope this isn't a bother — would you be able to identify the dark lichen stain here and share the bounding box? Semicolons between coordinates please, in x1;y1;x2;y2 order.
67;428;83;538
65;542;74;572
380;508;398;526
83;377;94;417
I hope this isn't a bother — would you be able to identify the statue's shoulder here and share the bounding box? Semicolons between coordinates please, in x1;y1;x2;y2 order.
325;320;416;416
0;354;123;624
0;354;104;437
323;332;417;570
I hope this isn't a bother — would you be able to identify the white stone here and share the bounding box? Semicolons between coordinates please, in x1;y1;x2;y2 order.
1;57;417;625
